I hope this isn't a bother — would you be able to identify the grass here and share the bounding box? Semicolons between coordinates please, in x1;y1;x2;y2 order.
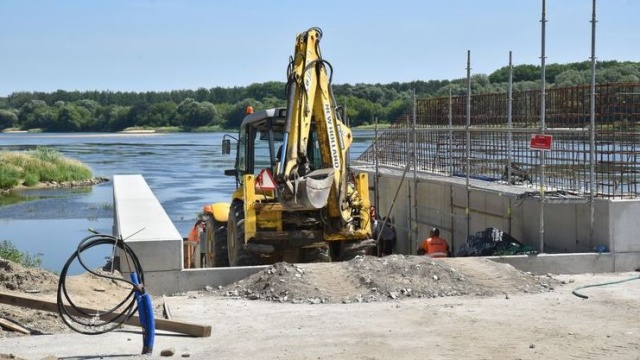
0;240;42;268
0;147;93;190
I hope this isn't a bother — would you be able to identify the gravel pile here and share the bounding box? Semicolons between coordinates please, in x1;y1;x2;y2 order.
211;255;558;304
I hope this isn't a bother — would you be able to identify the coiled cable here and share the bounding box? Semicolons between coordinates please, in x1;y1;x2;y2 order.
56;232;144;335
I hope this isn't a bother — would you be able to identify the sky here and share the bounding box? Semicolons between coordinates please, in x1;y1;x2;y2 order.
0;0;639;96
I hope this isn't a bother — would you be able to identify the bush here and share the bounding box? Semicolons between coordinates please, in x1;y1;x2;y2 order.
0;147;93;190
0;240;42;268
0;162;22;189
23;172;40;186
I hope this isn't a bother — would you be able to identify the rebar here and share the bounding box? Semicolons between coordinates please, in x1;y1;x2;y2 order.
357;83;640;199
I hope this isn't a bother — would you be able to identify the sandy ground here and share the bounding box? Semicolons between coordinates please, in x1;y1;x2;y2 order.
1;270;640;360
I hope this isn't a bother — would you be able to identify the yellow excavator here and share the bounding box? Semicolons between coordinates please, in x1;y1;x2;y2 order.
200;27;373;266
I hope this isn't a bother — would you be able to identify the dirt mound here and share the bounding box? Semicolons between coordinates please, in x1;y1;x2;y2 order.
0;259;59;293
213;255;557;304
0;258;135;338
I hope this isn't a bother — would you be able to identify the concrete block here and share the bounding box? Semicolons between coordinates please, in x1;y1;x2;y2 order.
452;186;468;208
485;192;506;216
125;266;268;295
133;270;182;295
545;203;577;252
613;252;640;272
178;266;268;293
125;240;183;272
611;200;640;252
469;189;485;211
489;253;614;275
114;175;184;272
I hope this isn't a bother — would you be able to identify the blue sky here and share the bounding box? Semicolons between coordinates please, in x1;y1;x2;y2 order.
1;0;638;96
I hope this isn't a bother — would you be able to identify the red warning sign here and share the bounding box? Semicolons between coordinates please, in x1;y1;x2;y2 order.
255;168;276;191
529;134;553;151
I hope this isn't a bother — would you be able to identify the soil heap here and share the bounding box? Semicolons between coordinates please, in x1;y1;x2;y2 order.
0;258;132;338
212;255;558;304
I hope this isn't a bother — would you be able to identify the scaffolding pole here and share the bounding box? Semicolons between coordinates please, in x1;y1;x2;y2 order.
448;88;453;176
589;0;597;241
539;0;547;253
374;116;379;212
466;50;472;240
412;90;419;253
507;51;514;186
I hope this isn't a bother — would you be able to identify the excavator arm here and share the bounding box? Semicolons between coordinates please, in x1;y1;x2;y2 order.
277;27;352;222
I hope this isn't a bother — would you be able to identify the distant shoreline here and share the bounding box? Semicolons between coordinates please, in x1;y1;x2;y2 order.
118;129;157;134
1;132;164;138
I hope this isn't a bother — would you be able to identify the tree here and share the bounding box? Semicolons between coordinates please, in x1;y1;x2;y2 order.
147;102;177;127
97;105;131;131
223;99;260;129
0;109;19;130
555;69;588;87
384;98;412;123
51;103;86;132
175;99;219;128
19;100;51;130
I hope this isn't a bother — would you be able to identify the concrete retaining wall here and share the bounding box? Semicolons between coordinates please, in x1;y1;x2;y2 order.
356;164;640;271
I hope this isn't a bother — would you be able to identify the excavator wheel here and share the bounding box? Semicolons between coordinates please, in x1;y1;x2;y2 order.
204;213;229;267
227;201;260;266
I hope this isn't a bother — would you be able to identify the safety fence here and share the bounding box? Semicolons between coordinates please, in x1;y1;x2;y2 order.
357;83;640;198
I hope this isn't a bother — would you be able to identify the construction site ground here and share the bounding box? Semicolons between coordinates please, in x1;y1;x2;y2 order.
1;255;640;359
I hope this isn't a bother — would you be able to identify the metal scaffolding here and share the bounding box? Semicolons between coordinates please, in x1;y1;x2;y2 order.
357;83;640;199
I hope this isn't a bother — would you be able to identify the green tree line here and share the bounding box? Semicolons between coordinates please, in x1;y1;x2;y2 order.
1;60;638;132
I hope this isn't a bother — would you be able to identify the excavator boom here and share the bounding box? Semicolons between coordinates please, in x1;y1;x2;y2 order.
279;27;352;219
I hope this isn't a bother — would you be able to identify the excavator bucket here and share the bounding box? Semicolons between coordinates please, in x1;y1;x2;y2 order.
282;168;335;211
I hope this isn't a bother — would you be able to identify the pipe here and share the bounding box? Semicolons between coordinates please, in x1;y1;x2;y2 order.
412;90;419;252
507;51;514;186
466;50;472;240
589;0;597;243
539;0;547;253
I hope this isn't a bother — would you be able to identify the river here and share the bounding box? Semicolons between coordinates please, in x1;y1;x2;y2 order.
0;131;375;274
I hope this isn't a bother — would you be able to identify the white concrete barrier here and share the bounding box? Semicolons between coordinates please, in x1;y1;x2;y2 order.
112;174;266;295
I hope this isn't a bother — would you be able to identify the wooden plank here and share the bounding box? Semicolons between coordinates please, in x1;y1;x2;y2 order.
0;291;211;338
0;317;31;334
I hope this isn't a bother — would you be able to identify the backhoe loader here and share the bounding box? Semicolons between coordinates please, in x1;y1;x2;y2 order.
201;27;373;266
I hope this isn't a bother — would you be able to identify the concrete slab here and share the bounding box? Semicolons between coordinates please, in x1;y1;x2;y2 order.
488;252;640;275
142;266;267;295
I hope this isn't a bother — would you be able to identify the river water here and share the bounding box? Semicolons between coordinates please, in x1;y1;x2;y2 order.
0;131;374;273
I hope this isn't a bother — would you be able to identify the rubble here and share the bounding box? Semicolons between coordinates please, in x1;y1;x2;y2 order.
210;255;559;304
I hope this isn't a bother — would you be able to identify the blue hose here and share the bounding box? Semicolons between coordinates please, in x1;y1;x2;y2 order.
131;272;155;354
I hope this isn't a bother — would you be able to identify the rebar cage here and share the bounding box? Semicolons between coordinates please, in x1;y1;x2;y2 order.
358;83;640;198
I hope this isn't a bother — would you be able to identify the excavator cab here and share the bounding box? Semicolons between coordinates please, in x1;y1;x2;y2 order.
224;106;326;207
223;107;287;187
